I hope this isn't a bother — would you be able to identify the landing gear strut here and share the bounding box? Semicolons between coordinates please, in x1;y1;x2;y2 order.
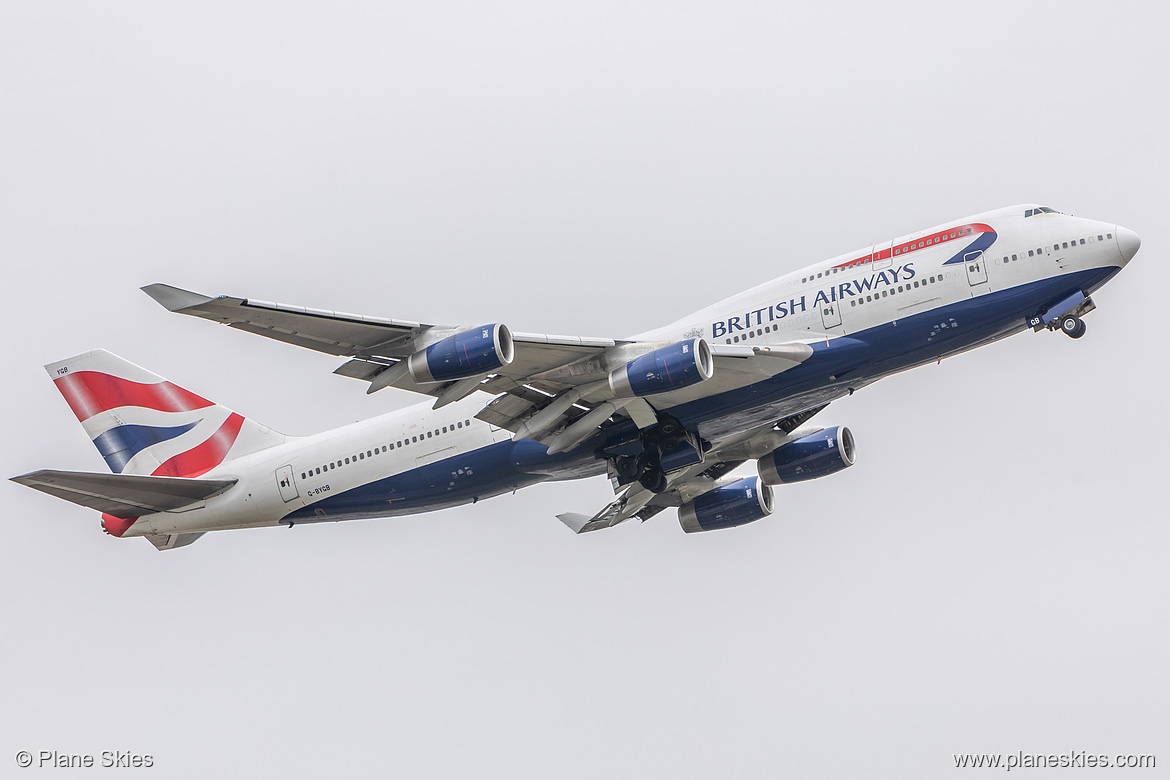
1060;314;1086;339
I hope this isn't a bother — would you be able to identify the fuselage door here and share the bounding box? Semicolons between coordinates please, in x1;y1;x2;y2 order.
820;301;842;330
276;465;299;502
964;251;988;286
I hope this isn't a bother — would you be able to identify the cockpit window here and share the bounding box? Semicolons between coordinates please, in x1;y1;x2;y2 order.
1024;206;1060;218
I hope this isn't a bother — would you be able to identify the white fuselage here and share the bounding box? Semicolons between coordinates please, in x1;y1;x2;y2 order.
122;205;1135;537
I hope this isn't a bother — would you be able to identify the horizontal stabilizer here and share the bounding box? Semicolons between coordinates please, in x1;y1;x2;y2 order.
11;469;236;519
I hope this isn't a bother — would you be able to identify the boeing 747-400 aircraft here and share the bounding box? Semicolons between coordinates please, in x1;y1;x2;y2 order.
14;205;1140;549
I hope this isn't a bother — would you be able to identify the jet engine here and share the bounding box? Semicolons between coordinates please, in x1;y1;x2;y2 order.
609;339;714;398
678;476;773;533
408;324;515;383
757;426;855;485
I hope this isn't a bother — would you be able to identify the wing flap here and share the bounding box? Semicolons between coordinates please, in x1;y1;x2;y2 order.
11;470;237;519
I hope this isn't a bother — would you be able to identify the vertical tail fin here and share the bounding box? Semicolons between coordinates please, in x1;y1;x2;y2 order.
47;349;286;477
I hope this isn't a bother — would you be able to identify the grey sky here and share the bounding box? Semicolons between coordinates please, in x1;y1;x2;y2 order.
2;2;1167;777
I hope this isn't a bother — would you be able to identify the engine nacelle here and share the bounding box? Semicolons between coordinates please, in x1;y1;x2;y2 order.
757;426;855;485
678;476;773;534
609;339;714;398
408;324;514;383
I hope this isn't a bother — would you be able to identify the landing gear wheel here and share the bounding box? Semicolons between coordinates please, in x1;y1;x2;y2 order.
657;417;681;437
1060;315;1086;339
614;456;639;480
659;434;681;453
635;453;668;493
638;469;668;493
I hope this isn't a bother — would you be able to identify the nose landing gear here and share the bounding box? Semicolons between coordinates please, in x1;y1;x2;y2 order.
1060;314;1087;339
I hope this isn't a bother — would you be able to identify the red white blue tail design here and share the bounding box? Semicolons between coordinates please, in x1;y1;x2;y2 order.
47;349;286;477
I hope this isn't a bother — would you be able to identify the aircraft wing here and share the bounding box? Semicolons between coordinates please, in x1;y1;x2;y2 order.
143;284;815;445
142;284;624;393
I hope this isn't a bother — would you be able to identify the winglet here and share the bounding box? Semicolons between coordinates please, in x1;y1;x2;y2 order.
556;513;592;534
141;283;215;312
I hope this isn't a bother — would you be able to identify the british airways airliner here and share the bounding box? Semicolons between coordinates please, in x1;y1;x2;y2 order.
14;205;1140;549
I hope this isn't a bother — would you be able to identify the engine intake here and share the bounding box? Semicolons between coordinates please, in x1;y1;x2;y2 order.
757;426;855;485
678;476;773;533
609;339;714;398
408;324;514;383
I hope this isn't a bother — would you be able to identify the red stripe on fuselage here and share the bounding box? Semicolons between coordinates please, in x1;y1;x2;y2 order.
151;413;245;478
832;222;995;270
54;371;213;422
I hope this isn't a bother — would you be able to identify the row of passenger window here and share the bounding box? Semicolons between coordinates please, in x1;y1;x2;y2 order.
849;274;944;307
1000;233;1114;264
803;266;845;283
892;227;976;257
301;419;473;480
726;323;783;344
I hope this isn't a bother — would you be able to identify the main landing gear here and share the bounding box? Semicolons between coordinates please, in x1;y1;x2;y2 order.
613;448;670;493
609;414;703;494
1059;314;1087;340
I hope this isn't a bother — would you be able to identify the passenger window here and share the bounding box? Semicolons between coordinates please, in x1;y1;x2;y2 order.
881;290;888;297
1012;254;1017;261
412;436;418;443
1054;244;1060;250
1107;233;1113;239
1098;235;1104;241
1062;242;1068;249
1028;250;1034;257
301;472;306;479
358;453;364;460
1079;239;1085;245
345;457;350;464
442;426;447;434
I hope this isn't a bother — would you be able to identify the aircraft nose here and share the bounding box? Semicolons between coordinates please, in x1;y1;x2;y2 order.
1115;226;1141;263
